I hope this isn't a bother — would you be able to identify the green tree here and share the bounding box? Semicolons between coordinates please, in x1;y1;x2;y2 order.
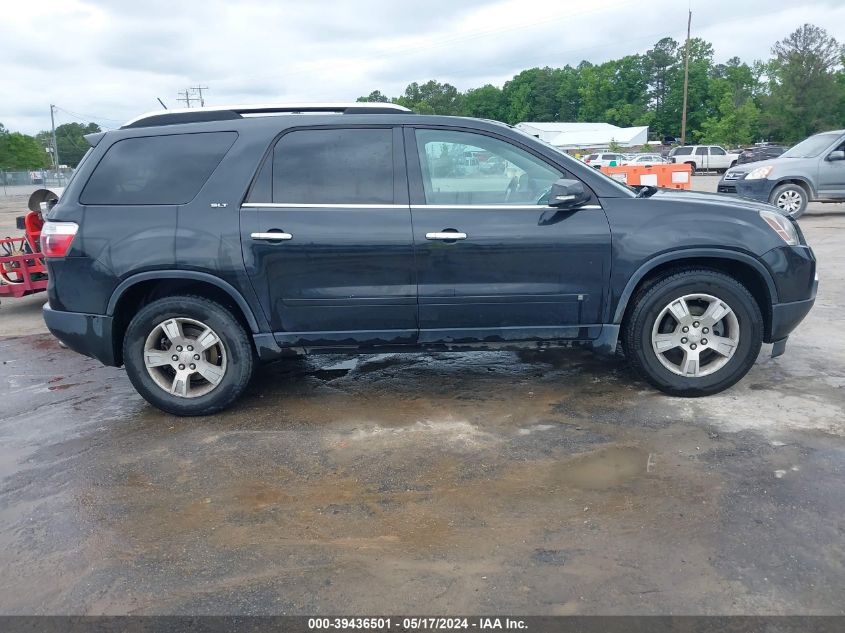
644;37;680;137
0;130;50;170
763;24;844;142
395;80;463;115
356;90;391;103
699;94;760;145
462;84;506;121
45;122;101;167
502;67;563;123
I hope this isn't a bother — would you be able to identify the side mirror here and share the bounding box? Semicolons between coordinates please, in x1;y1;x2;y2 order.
548;179;591;208
827;150;845;162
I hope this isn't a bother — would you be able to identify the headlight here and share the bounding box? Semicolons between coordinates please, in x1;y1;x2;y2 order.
760;210;799;246
745;165;774;180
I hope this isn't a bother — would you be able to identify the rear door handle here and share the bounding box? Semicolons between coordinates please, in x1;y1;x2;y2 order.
426;231;467;241
251;231;292;241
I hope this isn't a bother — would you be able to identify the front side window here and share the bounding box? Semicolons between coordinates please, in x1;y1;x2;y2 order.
694;147;708;156
272;128;393;204
414;129;562;205
710;147;726;155
674;147;692;156
81;132;237;205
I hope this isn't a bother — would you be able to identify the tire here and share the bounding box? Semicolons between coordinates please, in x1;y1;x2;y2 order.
685;161;698;174
730;160;737;168
622;269;763;397
123;295;255;416
769;183;808;219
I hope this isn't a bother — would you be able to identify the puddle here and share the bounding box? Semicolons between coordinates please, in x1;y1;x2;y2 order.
552;446;649;489
312;358;358;381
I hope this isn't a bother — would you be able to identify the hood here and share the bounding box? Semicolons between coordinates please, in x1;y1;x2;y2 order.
728;156;804;174
650;187;778;215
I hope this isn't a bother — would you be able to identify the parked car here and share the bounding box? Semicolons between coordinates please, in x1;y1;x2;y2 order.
737;145;787;165
718;130;845;218
623;154;666;166
669;145;740;173
582;152;624;168
42;103;817;415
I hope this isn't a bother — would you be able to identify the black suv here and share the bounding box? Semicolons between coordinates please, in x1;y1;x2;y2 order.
42;104;817;415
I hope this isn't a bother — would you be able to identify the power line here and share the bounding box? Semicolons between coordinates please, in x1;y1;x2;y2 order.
53;106;122;125
176;89;194;108
190;85;209;107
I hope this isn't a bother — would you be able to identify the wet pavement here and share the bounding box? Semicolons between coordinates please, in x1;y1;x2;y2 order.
0;211;844;615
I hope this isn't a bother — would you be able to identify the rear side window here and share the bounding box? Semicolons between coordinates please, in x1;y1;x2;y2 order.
272;128;393;204
80;132;237;205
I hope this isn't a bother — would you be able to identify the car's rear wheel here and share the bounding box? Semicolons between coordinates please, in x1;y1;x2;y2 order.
123;295;255;416
622;269;763;396
769;183;808;219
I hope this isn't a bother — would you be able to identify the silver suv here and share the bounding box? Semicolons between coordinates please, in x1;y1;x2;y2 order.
718;130;845;218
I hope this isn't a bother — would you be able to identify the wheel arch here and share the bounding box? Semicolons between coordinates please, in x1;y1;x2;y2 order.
772;177;816;200
107;271;267;365
613;250;778;341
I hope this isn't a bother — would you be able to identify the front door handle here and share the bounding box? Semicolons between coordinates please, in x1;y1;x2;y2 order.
426;231;467;241
251;231;293;241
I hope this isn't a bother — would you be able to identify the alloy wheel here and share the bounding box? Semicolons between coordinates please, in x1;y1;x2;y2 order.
775;189;804;216
651;293;740;378
143;317;227;398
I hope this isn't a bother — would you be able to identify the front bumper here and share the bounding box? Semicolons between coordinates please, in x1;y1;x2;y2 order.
717;177;776;201
43;302;118;366
768;270;818;356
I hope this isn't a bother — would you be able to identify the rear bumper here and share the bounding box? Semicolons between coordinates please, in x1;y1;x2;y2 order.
42;303;118;366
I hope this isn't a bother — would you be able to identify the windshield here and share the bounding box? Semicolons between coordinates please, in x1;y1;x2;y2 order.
781;133;842;158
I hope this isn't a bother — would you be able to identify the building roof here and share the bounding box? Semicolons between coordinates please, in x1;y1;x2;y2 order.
516;121;649;149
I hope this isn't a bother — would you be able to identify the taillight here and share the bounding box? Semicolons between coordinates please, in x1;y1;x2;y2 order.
41;221;78;257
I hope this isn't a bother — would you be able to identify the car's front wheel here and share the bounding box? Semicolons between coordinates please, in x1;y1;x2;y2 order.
769;183;808;219
623;269;763;396
123;296;255;416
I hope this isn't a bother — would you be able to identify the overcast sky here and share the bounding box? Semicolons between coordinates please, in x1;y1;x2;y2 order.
2;0;844;134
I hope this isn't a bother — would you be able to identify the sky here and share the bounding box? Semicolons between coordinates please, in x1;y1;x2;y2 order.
1;0;844;135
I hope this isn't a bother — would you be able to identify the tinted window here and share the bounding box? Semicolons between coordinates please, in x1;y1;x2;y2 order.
710;147;726;155
415;128;562;205
674;147;692;156
272;128;393;204
694;147;708;156
81;132;236;205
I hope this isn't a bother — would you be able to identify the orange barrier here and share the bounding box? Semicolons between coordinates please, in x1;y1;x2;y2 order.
600;163;692;190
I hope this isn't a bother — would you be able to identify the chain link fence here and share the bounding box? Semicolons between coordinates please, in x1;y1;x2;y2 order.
1;168;73;192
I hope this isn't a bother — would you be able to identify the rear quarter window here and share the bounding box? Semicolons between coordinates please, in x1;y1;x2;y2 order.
80;132;237;205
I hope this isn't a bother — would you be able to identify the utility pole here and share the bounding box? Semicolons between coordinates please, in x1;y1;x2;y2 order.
176;89;194;108
190;85;209;107
680;9;692;145
49;104;60;171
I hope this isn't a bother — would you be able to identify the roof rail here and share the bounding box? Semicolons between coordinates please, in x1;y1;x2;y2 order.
122;102;412;128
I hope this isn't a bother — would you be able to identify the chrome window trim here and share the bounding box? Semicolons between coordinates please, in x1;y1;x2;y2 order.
242;203;603;210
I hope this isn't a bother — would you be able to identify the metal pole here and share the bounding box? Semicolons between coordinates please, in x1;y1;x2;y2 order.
50;104;60;171
680;10;691;145
157;97;168;109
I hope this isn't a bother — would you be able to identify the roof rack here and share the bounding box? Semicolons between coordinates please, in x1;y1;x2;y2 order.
122;102;412;129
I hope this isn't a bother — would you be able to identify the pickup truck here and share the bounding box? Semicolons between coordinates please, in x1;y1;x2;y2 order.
670;145;740;173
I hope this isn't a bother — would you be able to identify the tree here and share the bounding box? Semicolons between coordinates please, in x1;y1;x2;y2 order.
763;24;844;142
462;84;506;121
0;130;50;170
356;90;391;103
45;122;101;167
644;38;680;137
502;67;563;123
699;94;760;145
395;80;463;115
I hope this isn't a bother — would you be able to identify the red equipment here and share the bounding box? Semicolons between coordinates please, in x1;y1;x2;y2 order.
0;188;59;299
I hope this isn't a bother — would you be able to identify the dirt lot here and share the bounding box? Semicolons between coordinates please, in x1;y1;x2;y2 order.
0;179;843;614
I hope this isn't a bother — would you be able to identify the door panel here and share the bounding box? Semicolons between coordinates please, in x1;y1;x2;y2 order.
818;141;845;198
241;127;417;347
406;127;611;342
